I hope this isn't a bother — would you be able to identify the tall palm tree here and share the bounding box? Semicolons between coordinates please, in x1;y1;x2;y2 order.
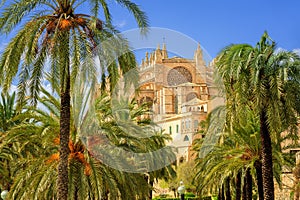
0;1;148;199
2;88;157;199
193;115;260;199
193;105;295;200
215;32;300;199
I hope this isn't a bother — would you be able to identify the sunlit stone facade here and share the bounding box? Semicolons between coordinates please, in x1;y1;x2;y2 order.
137;43;220;161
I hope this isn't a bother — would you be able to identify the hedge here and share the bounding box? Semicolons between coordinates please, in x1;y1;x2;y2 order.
153;197;212;200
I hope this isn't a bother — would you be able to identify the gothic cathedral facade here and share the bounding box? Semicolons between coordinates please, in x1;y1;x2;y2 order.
137;43;218;162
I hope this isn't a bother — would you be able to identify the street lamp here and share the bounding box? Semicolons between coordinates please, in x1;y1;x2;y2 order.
1;190;8;200
177;181;185;200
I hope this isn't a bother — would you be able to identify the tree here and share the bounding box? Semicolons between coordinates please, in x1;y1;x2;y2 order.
90;93;177;199
193;108;261;199
193;105;295;200
215;32;300;199
1;88;157;199
0;1;148;199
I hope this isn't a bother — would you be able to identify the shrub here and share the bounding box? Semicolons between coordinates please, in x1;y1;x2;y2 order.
185;192;196;197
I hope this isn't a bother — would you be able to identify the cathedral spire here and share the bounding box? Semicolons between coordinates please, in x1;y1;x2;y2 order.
141;58;145;68
162;43;168;59
194;42;205;66
155;44;162;62
145;52;149;65
150;52;154;64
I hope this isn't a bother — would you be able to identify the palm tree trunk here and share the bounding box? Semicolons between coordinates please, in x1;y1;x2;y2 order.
226;177;231;200
242;168;252;200
245;168;252;200
149;177;154;200
218;185;225;200
254;160;264;199
57;71;71;199
235;172;241;200
222;185;225;200
260;109;274;200
74;184;79;200
242;180;246;200
102;190;109;200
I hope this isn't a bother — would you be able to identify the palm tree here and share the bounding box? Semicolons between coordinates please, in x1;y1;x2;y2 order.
2;87;176;199
215;32;300;199
193;106;295;200
2;88;154;199
193;118;260;199
0;1;148;199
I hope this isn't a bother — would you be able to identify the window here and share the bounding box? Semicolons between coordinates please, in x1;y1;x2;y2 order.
184;135;189;141
186;120;191;129
176;124;179;133
194;120;199;128
186;92;198;102
169;126;172;134
201;106;204;112
167;66;192;86
174;95;178;114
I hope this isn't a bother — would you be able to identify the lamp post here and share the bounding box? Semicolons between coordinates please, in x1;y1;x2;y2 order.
1;190;8;200
177;181;185;200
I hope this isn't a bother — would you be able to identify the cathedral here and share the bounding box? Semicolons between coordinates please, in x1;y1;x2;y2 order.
137;43;219;161
136;44;298;199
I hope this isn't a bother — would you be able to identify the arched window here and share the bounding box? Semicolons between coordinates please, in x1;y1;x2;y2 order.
169;126;172;134
201;106;204;112
167;66;192;86
186;92;198;102
183;135;189;141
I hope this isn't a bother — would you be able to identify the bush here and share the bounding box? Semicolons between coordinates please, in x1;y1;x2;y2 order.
201;197;211;200
152;197;203;200
159;194;169;198
185;192;196;197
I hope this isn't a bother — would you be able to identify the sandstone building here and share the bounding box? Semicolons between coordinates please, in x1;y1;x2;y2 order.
137;43;218;161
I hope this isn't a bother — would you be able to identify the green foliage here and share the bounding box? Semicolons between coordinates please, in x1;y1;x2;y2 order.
162;161;196;194
0;1;149;198
0;92;24;191
152;197;203;200
0;89;177;199
193;32;300;199
185;192;196;197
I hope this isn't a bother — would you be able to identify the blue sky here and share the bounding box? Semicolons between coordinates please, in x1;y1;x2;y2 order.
108;0;300;58
0;0;299;60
